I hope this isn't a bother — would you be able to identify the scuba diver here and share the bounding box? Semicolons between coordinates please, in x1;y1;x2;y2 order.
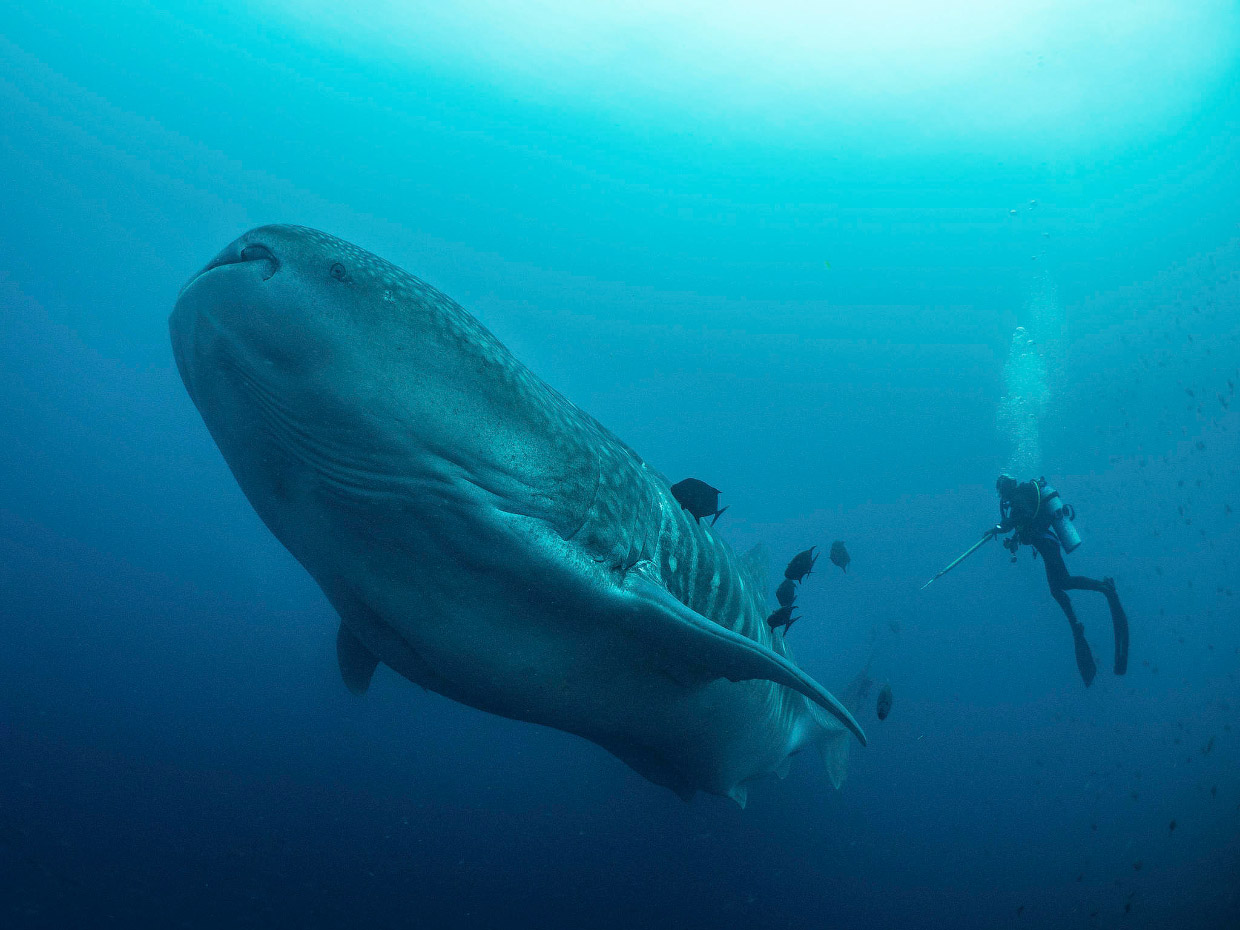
989;475;1129;686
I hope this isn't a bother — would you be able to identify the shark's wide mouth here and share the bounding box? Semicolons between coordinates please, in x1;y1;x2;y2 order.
170;239;284;409
179;242;280;297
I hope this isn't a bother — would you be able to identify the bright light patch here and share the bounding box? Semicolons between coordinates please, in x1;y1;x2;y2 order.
267;0;1239;149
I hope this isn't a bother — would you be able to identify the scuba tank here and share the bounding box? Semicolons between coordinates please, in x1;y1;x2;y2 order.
1037;478;1081;552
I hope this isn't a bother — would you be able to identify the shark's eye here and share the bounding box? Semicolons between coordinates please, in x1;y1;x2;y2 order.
330;262;348;281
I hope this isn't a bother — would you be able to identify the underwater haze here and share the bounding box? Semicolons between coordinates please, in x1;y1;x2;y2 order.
3;2;1240;927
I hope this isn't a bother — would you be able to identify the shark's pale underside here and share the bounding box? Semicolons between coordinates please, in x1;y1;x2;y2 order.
170;226;865;805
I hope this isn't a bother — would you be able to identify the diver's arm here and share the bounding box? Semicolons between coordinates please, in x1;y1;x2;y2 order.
993;500;1015;534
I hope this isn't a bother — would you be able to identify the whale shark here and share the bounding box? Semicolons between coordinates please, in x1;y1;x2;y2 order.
170;225;865;804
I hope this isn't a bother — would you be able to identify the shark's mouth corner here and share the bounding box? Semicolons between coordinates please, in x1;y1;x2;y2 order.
179;242;280;299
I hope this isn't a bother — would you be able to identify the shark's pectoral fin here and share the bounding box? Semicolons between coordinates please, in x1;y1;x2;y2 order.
336;623;381;695
621;576;867;747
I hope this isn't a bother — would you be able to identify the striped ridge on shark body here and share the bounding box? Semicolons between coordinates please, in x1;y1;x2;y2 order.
577;439;771;643
170;224;864;805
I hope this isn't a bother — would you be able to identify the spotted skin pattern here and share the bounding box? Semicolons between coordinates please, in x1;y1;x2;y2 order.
241;227;781;655
175;225;851;801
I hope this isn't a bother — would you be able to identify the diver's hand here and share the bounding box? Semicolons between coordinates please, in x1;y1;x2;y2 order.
987;525;1003;537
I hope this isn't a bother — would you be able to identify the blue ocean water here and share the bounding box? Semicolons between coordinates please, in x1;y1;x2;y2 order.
2;2;1239;927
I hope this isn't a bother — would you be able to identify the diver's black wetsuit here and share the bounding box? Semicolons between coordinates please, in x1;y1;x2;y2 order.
997;479;1129;686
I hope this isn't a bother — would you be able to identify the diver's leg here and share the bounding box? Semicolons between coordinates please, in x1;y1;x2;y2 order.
1051;588;1098;686
1060;554;1129;675
1037;539;1097;686
1061;574;1108;593
1037;537;1070;591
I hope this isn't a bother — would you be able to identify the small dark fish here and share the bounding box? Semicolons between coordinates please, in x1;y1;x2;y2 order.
829;540;851;573
876;683;893;720
1169;819;1176;832
1202;736;1215;755
775;578;797;607
766;604;800;632
1133;860;1142;871
1016;905;1024;916
669;478;728;526
784;546;818;582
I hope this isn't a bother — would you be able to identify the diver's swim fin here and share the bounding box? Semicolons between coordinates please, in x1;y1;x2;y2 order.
1070;621;1097;687
1106;580;1129;675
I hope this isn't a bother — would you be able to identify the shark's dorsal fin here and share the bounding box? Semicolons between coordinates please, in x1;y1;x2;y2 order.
337;623;381;695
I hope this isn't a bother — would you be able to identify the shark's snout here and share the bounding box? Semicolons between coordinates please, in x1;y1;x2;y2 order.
170;234;298;411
